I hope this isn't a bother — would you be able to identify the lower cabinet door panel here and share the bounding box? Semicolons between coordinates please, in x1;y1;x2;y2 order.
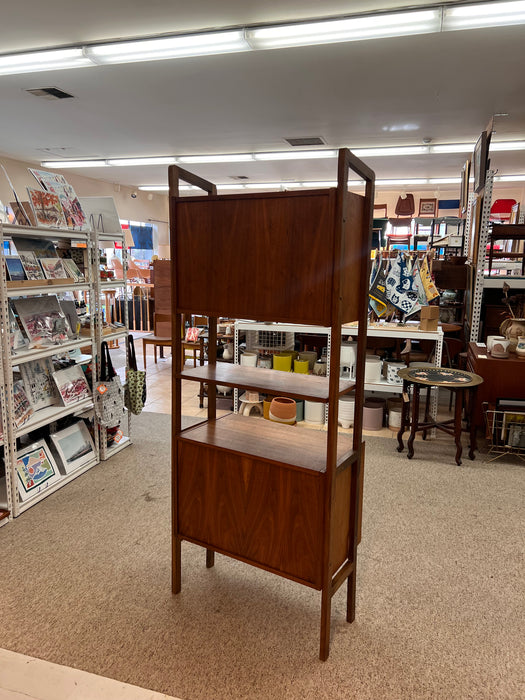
177;441;324;587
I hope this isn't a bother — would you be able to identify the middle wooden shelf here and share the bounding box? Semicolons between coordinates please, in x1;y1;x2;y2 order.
179;363;355;402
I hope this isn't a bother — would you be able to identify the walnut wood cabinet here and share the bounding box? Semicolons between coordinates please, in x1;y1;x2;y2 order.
169;149;374;660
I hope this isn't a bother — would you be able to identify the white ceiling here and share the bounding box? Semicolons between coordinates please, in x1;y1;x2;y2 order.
0;0;524;190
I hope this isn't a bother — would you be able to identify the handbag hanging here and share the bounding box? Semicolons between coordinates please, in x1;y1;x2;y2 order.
94;341;125;428
124;334;147;415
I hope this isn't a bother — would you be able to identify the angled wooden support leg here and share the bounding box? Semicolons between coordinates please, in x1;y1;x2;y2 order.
206;549;215;568
319;586;332;661
172;536;182;594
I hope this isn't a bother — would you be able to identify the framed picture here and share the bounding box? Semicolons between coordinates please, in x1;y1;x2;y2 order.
53;365;91;405
460;159;471;215
10;201;36;227
5;256;26;281
19;357;59;410
50;421;96;474
468;193;483;266
29;169;87;230
39;257;69;280
13;295;69;346
18;251;45;281
16;440;61;501
27;187;66;228
473;131;489;193
418;198;437;217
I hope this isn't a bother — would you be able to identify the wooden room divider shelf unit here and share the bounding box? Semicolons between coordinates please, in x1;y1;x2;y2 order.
0;222;98;519
170;149;374;660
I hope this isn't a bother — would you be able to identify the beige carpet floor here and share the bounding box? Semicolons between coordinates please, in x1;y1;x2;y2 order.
0;413;523;700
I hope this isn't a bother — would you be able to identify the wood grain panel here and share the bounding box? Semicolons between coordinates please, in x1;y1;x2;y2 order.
174;190;335;325
152;260;171;337
341;191;366;325
177;441;324;586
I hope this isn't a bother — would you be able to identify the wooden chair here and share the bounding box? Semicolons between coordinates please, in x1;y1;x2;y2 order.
142;313;172;368
373;203;388;217
181;327;205;370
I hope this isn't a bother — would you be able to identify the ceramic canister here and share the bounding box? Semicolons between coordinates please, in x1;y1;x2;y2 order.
364;356;382;383
363;398;385;431
516;337;525;357
269;397;296;425
258;353;273;369
385;361;405;385
312;359;327;376
240;351;258;367
387;397;403;431
491;338;510;359
304;400;325;424
294;358;309;374
294;399;305;422
487;335;505;354
298;351;317;370
273;353;292;372
338;396;355;429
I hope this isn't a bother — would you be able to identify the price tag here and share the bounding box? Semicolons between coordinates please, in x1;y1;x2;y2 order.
403;392;409;402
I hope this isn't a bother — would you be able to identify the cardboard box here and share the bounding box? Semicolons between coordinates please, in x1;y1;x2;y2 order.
419;305;440;331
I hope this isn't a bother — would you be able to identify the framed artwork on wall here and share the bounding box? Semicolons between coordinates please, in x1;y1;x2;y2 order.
418;198;438;216
473;131;489;193
50;421;96;474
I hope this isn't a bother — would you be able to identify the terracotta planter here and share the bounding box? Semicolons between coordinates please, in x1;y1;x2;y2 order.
269;397;296;425
500;318;525;353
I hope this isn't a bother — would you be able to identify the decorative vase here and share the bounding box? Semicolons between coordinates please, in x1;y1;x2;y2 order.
312;359;327;376
293;358;309;374
515;336;525;358
500;318;525;353
222;342;234;361
273;353;292;372
269;397;296;425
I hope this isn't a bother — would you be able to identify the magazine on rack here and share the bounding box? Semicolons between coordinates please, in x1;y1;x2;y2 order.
8;303;28;352
53;365;91;405
19;357;59;410
5;256;26;281
13;380;34;427
27;187;67;228
12;295;69;346
11;236;58;259
29;169;87;230
39;257;69;280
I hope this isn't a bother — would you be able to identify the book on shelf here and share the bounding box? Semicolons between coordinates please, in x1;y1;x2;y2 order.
19;357;60;411
38;257;69;280
52;365;91;405
18;251;45;281
29;169;87;230
26;187;67;228
12;295;69;346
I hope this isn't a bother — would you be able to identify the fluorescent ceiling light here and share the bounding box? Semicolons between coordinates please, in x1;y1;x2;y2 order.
443;1;525;31
430;143;473;154
428;178;462;184
247;9;441;49
0;48;92;76
490;141;525;151
254;150;336;161
495;174;525;181
376;179;428;185
41;160;108;168
108;157;177;166
178;154;254;164
138;185;169;191
354;146;429;157
244;182;285;189
86;30;249;65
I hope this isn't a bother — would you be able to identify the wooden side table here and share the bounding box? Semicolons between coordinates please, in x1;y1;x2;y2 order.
396;366;483;466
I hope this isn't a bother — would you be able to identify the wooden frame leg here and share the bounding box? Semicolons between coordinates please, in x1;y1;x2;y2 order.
154;345;158;364
206;549;215;568
172;536;181;594
454;389;463;466
422;385;432;440
397;379;409;452
320;586;331;661
143;341;147;369
468;387;478;460
407;383;420;459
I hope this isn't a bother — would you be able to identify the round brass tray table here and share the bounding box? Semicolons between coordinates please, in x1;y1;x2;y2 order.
396;367;484;466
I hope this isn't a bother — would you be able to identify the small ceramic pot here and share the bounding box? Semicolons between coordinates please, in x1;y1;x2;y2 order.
387;398;403;431
304;400;325;424
263;398;272;420
273;354;292;372
385;360;405;385
338;396;355;429
312;360;327;376
240;351;258;367
298;351;317;370
269;397;296;424
294;399;305;422
258;353;273;369
487;335;505;354
293;358;309;374
364;356;382;383
491;338;510;358
222;342;234;361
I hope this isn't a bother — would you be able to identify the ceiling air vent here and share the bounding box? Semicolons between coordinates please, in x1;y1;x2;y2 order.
230;175;250;180
26;87;75;100
285;137;325;147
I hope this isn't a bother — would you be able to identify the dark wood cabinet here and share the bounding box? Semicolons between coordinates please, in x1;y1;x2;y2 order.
169;149;374;660
467;342;525;426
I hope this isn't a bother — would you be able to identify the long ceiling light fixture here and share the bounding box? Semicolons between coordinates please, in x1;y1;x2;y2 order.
138;173;525;193
1;2;525;76
40;140;525;170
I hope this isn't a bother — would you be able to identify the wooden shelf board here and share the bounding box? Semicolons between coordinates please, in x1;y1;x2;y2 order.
179;364;354;401
178;413;355;473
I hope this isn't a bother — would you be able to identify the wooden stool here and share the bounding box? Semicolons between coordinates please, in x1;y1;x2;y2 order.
396;366;483;466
